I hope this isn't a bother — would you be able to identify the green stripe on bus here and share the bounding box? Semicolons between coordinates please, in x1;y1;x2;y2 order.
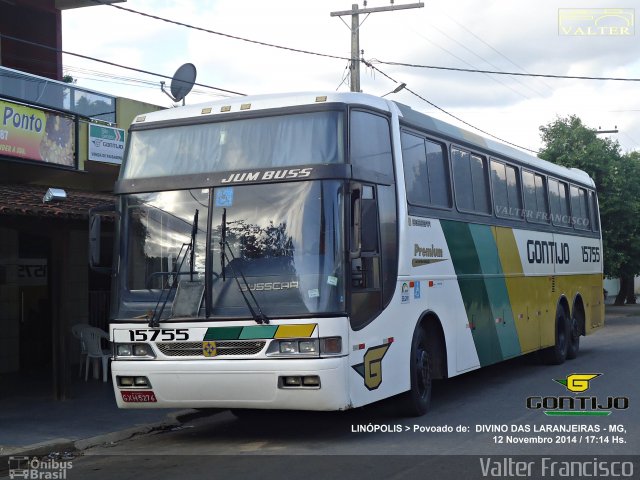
441;220;502;366
239;325;279;339
204;326;243;340
468;224;522;359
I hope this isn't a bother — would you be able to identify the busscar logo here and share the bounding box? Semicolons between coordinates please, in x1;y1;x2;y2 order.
526;373;629;416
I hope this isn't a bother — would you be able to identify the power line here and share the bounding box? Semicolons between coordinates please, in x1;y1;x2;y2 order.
64;65;231;97
367;62;539;153
85;0;640;83
406;26;534;101
439;12;555;94
0;33;246;96
87;0;350;62
370;58;640;83
423;22;546;97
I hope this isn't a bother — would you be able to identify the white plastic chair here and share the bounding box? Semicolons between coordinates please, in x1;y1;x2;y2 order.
83;326;111;382
71;323;90;378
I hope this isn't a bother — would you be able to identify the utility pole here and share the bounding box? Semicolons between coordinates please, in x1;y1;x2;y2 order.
330;1;424;92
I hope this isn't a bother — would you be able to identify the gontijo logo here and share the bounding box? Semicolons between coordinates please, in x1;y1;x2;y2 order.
554;373;600;393
526;373;629;416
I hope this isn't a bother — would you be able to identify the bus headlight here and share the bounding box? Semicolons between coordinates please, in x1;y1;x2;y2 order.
115;343;155;358
299;340;318;354
267;337;342;357
279;341;299;354
116;344;133;356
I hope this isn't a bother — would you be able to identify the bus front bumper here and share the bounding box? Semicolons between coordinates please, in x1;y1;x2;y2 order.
111;357;351;411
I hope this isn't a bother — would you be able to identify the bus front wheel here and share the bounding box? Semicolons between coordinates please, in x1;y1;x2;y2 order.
396;326;432;417
541;304;570;365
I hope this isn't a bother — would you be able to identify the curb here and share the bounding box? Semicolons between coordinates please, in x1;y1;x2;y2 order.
1;408;222;459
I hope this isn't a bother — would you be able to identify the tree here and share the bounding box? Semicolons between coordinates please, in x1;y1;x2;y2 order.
539;115;640;304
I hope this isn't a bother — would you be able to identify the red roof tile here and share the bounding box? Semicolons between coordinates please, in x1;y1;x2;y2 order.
0;184;114;220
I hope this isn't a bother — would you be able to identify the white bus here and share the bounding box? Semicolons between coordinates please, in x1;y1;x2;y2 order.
96;92;604;416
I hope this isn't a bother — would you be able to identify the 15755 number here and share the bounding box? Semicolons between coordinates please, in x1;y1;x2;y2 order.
128;329;189;342
581;246;600;263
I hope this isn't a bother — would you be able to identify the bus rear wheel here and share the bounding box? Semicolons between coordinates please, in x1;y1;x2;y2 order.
396;326;432;417
567;308;583;360
541;304;569;365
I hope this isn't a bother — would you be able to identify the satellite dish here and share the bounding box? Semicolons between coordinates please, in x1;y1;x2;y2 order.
160;63;197;104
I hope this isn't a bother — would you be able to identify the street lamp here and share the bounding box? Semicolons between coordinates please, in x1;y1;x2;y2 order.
382;82;407;97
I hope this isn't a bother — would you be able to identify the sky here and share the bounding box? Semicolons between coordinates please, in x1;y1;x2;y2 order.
61;0;640;154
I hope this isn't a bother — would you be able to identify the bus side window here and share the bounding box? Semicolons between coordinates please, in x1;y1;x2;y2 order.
491;160;523;220
523;170;549;223
589;191;600;232
350;111;393;178
400;131;450;208
452;147;490;214
549;178;571;227
571;185;590;230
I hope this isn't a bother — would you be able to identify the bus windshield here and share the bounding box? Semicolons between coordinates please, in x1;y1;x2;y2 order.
122;110;344;179
210;180;345;318
121;180;346;319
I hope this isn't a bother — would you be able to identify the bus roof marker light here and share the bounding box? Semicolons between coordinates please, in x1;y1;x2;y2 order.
220;106;231;112
240;103;251;110
315;96;327;102
135;115;146;122
201;107;212;115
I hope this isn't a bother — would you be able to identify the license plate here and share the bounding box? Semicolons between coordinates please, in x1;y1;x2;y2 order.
121;390;157;403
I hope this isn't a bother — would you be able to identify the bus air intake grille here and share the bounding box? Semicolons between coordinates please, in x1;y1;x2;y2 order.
156;341;266;357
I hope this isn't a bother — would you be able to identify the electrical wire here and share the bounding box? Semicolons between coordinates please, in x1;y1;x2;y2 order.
438;12;555;94
422;22;546;97
0;33;246;96
406;26;533;101
366;61;539;153
86;0;352;62
85;0;640;83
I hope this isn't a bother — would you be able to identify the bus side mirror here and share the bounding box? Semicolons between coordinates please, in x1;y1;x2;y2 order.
350;190;362;260
350;184;379;259
89;204;116;274
360;198;379;253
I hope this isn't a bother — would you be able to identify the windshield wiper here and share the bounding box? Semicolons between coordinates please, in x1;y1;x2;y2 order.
219;208;269;325
149;209;199;327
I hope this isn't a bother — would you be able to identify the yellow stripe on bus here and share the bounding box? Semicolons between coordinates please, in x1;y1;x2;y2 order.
275;324;317;338
494;227;540;353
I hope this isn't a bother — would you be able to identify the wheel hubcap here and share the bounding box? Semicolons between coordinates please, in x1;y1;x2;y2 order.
416;348;429;398
571;317;579;340
558;315;566;350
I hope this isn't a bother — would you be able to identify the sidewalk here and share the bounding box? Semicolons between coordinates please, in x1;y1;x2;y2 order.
604;302;640;317
0;372;213;457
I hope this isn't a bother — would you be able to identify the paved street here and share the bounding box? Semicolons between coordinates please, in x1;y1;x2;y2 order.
3;309;639;479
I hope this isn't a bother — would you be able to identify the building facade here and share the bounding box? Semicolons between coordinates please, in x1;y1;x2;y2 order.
0;0;163;399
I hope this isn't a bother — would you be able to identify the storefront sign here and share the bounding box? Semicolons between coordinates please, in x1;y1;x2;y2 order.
88;123;125;164
0;99;75;167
